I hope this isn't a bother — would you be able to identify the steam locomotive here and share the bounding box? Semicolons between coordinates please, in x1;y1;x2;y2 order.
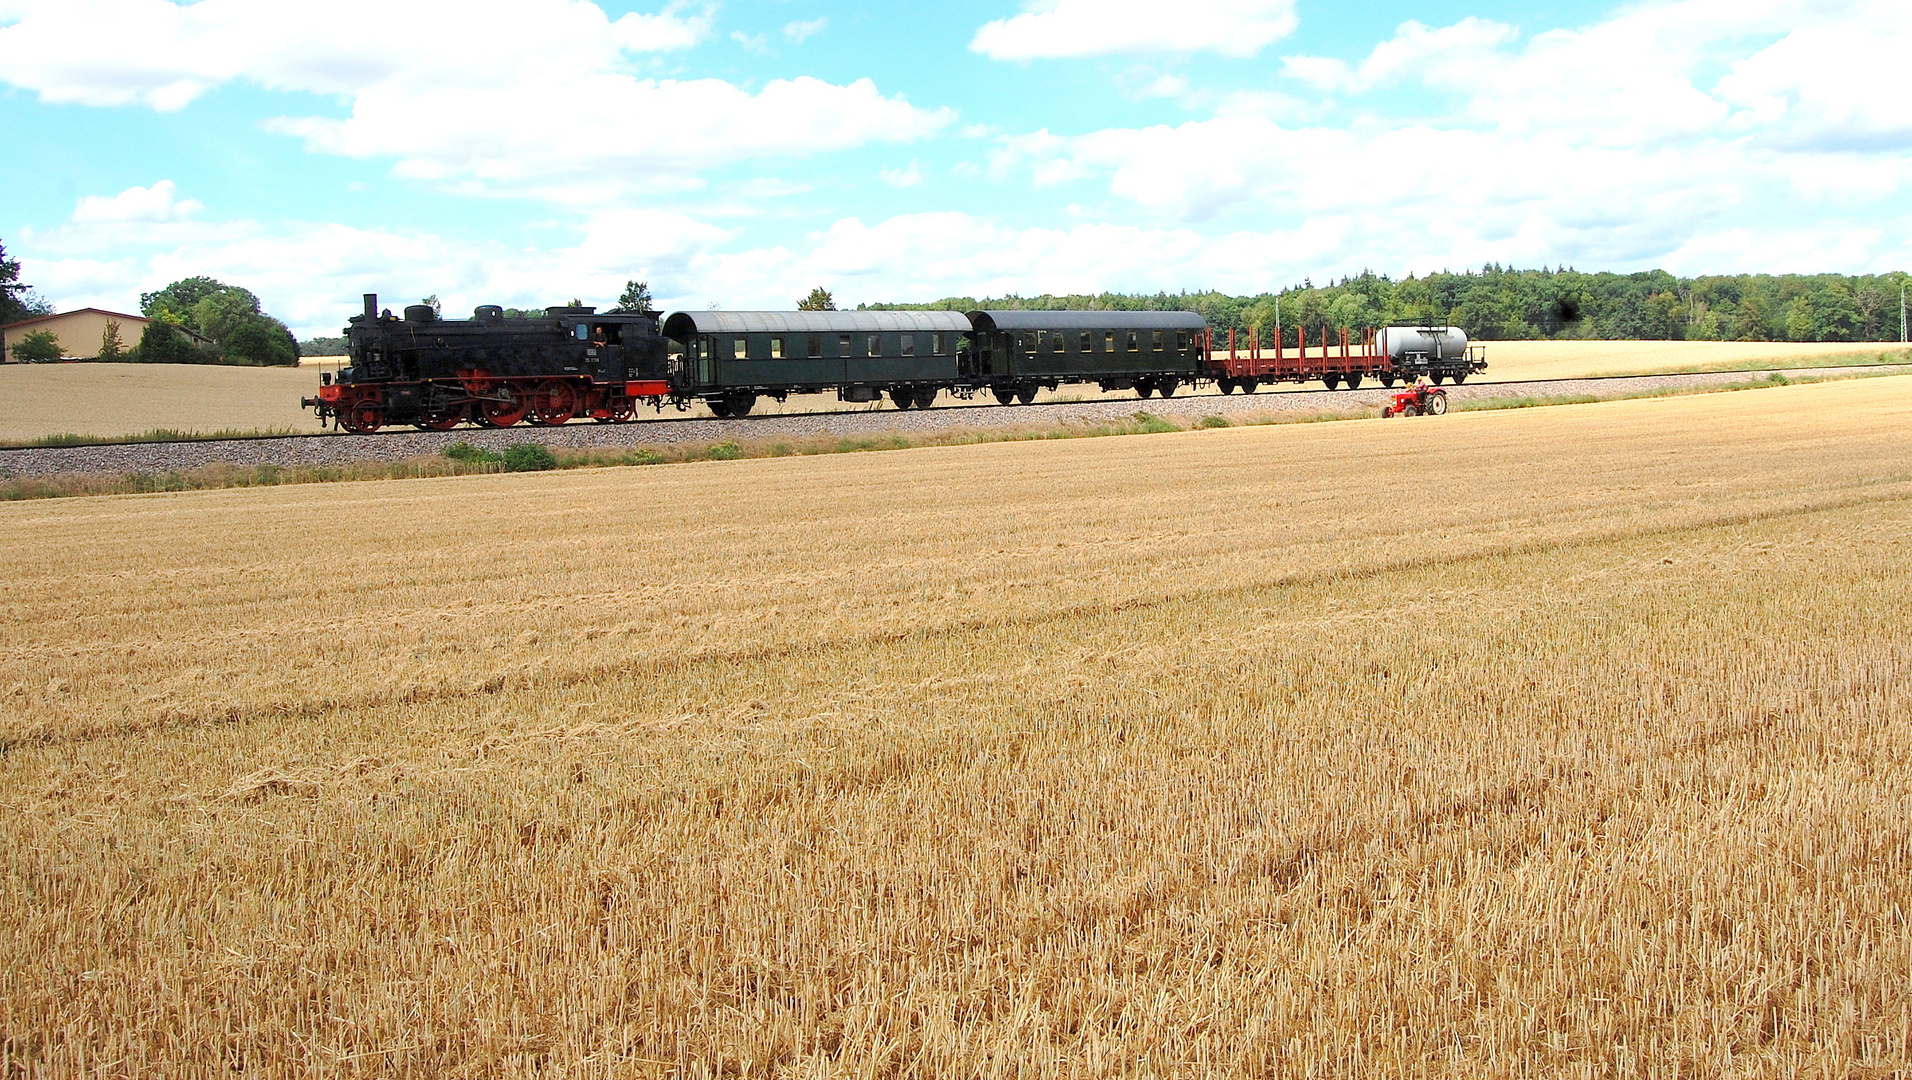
303;293;1483;433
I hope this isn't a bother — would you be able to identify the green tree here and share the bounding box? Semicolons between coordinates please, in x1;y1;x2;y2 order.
798;286;837;311
1731;294;1772;341
613;280;653;313
10;329;62;363
0;239;53;325
138;276;299;365
140;276;232;330
98;320;126;360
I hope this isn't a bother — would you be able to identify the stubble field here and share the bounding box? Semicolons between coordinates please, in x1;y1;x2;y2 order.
3;376;1910;1076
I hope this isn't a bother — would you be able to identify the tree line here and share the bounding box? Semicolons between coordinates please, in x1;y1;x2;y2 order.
864;266;1911;346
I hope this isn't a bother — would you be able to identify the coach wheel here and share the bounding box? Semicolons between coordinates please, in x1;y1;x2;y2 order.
993;385;1018;405
706;398;733;419
890;388;915;410
726;392;757;418
1427;393;1449;416
1015;386;1037;405
1322;374;1340;391
913;387;938;410
1135;382;1154;399
1157;379;1177;399
1344;373;1363;390
339;400;384;434
479;392;527;428
533;380;580;426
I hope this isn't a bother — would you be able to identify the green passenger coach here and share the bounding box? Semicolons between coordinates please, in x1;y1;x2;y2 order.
662;310;973;415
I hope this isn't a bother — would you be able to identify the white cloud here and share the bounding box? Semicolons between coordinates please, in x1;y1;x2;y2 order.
731;30;769;53
783;18;826;43
0;0;951;200
71;180;204;223
971;0;1298;60
879;161;925;188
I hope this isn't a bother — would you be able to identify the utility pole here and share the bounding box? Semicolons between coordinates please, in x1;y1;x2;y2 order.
1901;281;1907;344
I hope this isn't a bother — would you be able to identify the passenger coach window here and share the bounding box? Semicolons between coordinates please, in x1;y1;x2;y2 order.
1105;331;1115;352
1053;333;1064;353
932;333;945;354
771;337;784;359
839;333;852;356
867;335;881;356
1078;333;1091;351
901;334;915;356
733;337;747;359
1126;331;1138;352
807;335;821;358
1035;330;1048;351
1177;331;1189;350
1153;330;1164;350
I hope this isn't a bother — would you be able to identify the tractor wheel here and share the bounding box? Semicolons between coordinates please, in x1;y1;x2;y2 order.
890;387;915;410
1427;393;1448;415
1381;406;1395;418
1401;404;1421;418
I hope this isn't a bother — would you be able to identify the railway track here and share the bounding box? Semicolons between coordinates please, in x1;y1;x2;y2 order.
2;364;1905;480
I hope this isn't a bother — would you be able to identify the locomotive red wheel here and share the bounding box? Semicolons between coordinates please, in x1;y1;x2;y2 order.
532;379;579;426
338;400;384;434
594;398;636;423
479;390;527;428
414;404;465;431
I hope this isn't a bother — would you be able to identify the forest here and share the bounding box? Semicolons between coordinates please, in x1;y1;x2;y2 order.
866;267;1911;346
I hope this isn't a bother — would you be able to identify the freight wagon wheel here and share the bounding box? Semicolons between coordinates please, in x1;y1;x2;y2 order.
479;393;527;428
1218;378;1237;395
1427;393;1448;416
1380;373;1397;387
1344;373;1363;390
1322;374;1340;391
1451;372;1468;384
1241;379;1258;394
338;401;384;435
912;387;938;410
532;380;580;426
890;388;915;410
1431;374;1446;385
993;385;1018;405
1400;404;1420;417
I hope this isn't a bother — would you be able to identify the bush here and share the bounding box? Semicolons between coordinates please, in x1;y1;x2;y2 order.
1198;415;1231;428
502;442;557;471
1131;411;1179;434
706;440;743;460
443;441;500;464
9;329;61;363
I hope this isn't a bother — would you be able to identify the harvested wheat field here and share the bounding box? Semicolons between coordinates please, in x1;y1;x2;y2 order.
0;362;321;441
3;376;1911;1076
1465;339;1907;382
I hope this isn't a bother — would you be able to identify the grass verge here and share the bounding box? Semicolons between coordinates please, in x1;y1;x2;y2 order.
0;370;1883;502
0;425;309;449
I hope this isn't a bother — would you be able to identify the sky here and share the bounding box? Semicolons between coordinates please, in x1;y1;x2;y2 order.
1;0;1907;337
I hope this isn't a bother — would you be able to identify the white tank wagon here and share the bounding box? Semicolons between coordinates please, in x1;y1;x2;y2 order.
1373;326;1488;384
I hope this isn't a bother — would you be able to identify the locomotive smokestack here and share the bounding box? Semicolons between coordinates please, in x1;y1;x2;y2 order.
363;293;377;321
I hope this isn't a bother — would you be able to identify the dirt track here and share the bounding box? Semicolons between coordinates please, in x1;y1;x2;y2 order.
2;365;1905;480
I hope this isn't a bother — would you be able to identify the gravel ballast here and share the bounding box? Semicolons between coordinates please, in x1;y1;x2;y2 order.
2;365;1904;481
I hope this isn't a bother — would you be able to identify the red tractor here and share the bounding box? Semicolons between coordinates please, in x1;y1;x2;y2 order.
1381;382;1449;418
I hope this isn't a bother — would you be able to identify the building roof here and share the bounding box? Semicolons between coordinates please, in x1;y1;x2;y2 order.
662;310;973;338
1;307;149;332
968;310;1208;332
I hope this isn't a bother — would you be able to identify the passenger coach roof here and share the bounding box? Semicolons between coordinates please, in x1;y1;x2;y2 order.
662;310;972;338
969;310;1208;332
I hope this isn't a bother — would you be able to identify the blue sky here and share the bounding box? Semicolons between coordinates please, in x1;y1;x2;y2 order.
1;0;1907;336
